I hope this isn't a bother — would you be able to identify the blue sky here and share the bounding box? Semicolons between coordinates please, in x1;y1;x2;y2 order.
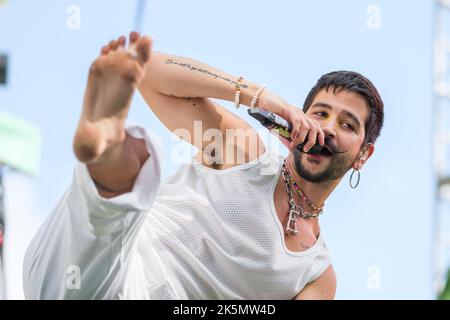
0;0;435;299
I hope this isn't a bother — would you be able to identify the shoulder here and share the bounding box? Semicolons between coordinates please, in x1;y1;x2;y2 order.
294;264;337;300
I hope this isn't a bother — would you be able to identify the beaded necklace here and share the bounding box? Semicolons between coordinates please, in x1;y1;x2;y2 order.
281;160;324;235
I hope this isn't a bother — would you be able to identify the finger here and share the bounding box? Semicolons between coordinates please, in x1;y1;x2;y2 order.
289;113;302;143
290;119;302;148
292;119;309;149
289;109;304;148
303;123;318;152
289;112;301;142
317;124;325;146
309;119;325;145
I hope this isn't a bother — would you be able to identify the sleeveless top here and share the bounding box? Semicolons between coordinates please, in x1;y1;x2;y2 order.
144;146;332;299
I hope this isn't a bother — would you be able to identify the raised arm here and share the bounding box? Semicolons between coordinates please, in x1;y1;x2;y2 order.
140;51;260;107
138;51;268;168
138;50;325;167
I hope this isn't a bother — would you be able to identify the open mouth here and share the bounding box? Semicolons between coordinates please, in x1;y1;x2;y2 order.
316;145;333;157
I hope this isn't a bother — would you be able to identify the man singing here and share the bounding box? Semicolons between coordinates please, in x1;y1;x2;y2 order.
23;32;384;299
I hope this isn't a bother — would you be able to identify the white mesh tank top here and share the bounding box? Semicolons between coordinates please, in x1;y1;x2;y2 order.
145;147;332;299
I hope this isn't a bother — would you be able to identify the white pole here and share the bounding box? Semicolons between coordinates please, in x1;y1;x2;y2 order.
133;0;147;32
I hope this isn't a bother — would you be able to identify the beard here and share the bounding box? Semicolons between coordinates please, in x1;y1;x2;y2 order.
293;148;356;183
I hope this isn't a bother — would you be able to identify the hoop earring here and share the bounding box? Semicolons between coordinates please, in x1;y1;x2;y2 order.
349;169;360;189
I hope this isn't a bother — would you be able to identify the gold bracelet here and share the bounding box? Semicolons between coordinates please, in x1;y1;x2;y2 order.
250;85;266;109
234;76;244;109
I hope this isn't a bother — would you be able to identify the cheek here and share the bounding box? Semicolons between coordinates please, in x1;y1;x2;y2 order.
337;132;364;153
347;145;365;163
335;136;355;153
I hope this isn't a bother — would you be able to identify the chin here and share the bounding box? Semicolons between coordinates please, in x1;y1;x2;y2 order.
295;154;341;183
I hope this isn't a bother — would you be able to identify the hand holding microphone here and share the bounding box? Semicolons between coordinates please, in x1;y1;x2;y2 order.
249;90;325;154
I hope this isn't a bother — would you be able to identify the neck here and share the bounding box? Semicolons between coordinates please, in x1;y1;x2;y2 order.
284;154;341;210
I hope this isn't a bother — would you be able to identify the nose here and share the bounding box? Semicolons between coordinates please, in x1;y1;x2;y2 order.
320;119;337;140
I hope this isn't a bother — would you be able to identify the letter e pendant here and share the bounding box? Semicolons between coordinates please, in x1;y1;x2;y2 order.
286;208;299;235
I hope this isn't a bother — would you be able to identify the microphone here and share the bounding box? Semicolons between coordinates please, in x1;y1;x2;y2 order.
247;108;324;155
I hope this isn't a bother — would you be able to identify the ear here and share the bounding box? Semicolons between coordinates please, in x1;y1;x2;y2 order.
353;143;375;170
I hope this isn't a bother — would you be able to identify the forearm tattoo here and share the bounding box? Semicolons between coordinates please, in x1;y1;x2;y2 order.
164;58;249;89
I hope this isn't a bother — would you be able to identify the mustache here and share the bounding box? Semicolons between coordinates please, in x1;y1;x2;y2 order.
324;137;341;154
295;136;350;155
323;137;351;155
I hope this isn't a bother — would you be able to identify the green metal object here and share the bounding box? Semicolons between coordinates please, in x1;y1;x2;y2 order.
0;111;41;176
439;269;450;300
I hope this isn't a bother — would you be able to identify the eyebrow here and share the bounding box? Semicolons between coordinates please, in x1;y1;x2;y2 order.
310;102;362;131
